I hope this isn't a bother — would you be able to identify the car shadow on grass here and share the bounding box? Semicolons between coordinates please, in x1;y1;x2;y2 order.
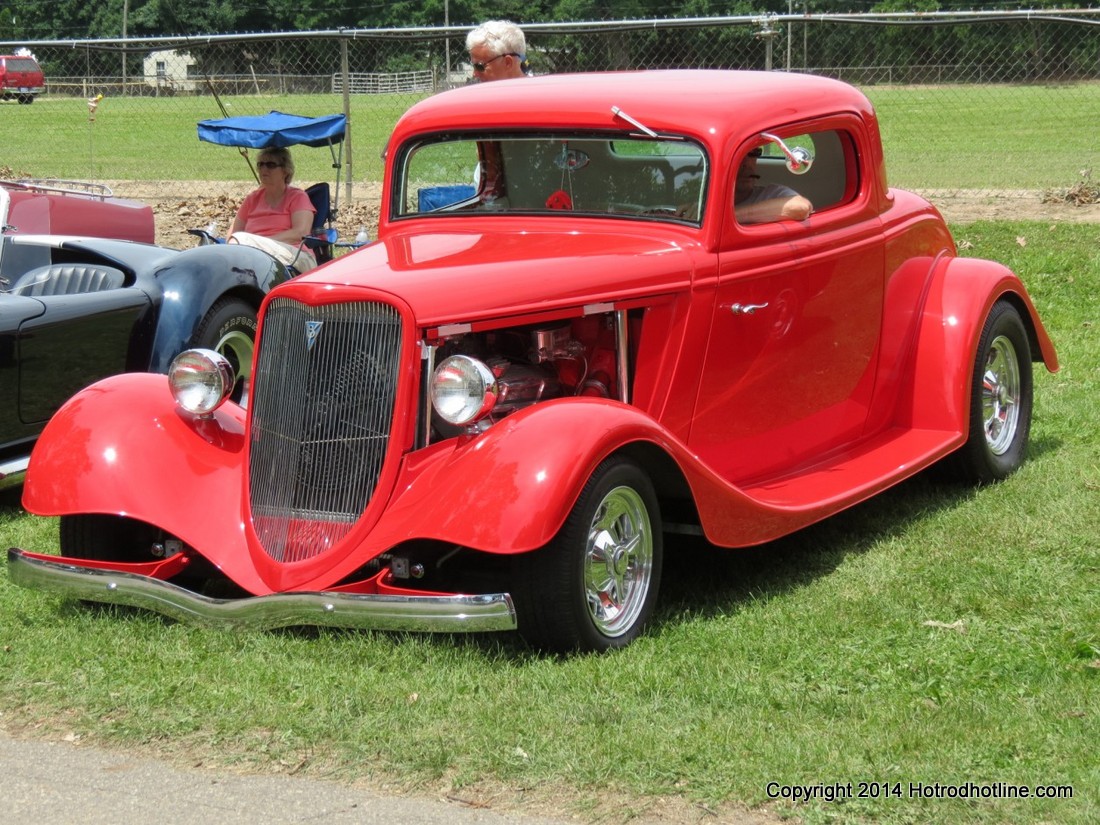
653;466;991;628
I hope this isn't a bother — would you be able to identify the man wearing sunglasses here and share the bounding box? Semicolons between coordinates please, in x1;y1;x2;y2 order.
466;20;529;82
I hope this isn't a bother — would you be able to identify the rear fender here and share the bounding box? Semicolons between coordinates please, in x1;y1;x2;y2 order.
147;245;286;372
903;256;1058;433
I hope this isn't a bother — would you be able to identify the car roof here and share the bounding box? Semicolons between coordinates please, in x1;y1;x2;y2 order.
394;70;875;143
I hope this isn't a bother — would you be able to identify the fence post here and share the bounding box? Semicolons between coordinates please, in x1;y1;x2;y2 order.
756;16;779;71
341;38;353;205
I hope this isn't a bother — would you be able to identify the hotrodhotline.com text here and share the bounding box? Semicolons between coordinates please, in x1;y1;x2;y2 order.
765;781;1074;803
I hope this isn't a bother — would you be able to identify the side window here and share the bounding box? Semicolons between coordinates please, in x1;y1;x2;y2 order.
735;129;854;225
399;140;481;214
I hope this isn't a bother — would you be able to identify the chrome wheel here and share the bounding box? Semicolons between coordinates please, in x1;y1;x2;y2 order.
981;333;1021;456
583;485;655;638
513;456;663;652
943;300;1033;484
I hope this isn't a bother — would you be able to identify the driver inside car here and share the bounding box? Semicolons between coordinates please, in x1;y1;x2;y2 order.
735;147;813;224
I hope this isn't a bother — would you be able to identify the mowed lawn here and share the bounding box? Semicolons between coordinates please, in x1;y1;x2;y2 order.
0;219;1097;824
4;81;1099;193
1;92;412;186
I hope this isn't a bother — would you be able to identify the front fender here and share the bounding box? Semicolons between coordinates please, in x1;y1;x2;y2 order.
905;256;1058;433
23;384;869;586
21;373;268;594
147;245;286;372
369;398;671;554
364;397;811;556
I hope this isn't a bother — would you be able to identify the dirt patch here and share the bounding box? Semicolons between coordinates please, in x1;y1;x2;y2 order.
142;185;1100;248
917;189;1100;225
101;181;383;249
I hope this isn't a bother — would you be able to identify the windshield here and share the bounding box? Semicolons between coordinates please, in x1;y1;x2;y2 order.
395;133;708;224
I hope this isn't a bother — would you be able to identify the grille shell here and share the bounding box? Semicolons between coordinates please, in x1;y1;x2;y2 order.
248;298;403;563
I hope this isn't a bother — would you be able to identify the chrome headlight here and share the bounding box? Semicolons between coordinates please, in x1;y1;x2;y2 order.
169;348;235;415
431;355;498;426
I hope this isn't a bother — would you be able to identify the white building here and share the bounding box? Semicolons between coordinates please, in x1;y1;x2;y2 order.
143;49;197;93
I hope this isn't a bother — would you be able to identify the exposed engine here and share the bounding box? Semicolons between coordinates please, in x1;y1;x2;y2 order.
430;312;620;441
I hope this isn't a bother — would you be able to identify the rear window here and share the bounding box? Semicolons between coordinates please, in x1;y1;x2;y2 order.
3;57;41;72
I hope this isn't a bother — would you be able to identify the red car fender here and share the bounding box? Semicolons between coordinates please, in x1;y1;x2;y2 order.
364;397;675;555
360;397;821;556
903;256;1059;433
21;373;270;594
24;373;956;584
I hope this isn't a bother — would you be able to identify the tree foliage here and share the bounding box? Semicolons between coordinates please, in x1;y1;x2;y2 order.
4;0;1090;81
3;1;1077;43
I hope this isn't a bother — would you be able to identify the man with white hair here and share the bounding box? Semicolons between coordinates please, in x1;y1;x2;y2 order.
466;20;529;81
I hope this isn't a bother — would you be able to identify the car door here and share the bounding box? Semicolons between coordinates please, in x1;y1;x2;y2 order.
15;289;150;429
689;123;887;486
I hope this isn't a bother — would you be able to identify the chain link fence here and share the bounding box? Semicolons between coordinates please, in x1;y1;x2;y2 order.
4;9;1099;223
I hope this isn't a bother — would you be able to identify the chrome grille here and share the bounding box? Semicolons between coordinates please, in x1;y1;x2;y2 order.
248;298;402;563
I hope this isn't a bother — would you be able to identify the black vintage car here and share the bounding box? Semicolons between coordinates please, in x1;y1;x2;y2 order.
0;231;286;489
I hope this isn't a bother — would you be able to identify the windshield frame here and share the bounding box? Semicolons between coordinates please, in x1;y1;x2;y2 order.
391;130;710;226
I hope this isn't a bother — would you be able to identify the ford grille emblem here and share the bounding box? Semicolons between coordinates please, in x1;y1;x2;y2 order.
306;321;323;351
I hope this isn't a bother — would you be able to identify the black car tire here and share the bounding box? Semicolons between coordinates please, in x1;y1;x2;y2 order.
513;455;663;653
945;299;1034;483
190;297;257;405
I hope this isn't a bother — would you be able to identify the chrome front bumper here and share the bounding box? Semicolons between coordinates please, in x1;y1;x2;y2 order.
0;456;29;490
7;548;517;633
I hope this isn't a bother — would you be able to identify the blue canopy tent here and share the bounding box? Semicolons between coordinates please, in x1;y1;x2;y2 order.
197;111;347;150
196;111;350;259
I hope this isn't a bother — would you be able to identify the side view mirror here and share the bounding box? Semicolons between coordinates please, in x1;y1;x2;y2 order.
760;132;814;175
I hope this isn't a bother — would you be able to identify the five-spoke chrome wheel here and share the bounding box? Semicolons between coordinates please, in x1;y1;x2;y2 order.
981;333;1022;456
514;456;663;652
583;484;656;639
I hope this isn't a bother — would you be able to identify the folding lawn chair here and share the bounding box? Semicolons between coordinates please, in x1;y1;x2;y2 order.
191;111;348;263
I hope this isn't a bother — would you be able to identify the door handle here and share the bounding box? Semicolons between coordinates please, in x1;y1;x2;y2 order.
728;302;769;315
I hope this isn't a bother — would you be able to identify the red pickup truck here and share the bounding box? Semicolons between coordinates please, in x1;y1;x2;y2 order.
0;54;45;104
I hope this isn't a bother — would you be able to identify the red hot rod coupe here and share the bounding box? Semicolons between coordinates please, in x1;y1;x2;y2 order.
10;71;1058;652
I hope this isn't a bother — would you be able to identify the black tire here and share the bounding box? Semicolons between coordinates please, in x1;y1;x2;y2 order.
18;94;33;105
190;297;257;405
513;456;662;653
945;300;1033;483
60;514;165;563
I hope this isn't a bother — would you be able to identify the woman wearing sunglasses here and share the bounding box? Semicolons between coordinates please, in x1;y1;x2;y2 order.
466;20;529;82
227;146;317;273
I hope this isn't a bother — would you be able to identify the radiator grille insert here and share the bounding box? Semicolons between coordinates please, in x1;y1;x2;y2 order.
248;298;402;563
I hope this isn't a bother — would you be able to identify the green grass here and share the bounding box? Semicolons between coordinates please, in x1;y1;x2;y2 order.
1;221;1098;824
2;92;416;186
4;82;1099;192
866;82;1100;190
